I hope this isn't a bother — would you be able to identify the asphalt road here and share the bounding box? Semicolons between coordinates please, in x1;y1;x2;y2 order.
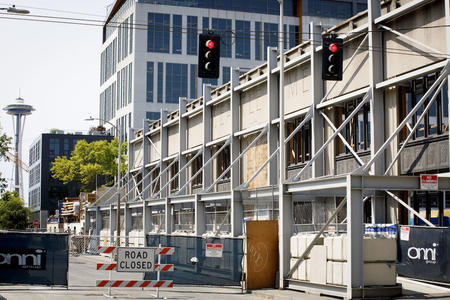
0;255;449;300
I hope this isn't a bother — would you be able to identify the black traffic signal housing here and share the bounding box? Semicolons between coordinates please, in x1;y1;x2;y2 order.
322;36;343;81
198;33;220;79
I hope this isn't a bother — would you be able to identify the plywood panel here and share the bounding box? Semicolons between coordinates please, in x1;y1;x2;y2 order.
241;133;268;189
240;83;268;130
245;220;278;290
284;65;312;114
187;114;203;149
212;100;231;140
384;1;446;79
167;125;179;156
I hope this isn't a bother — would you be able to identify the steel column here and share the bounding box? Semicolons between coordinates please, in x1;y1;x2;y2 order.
231;67;243;237
267;47;279;185
203;84;212;189
346;175;364;299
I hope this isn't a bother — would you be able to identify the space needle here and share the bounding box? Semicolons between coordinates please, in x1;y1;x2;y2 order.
3;97;34;199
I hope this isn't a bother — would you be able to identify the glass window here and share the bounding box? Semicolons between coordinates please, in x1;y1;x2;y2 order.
166;63;188;104
286;117;311;165
202;78;218;88
187;16;198;55
235;20;250;59
264;23;278;60
136;0;298;17
202;17;209;33
192;155;202;186
222;66;230;85
172;14;182;54
255;22;262;60
49;138;60;158
146;111;161;121
399;73;449;141
158;62;164;103
335;99;370;155
289;25;299;49
212;18;232;58
129;14;133;54
146;62;154;102
170;161;179;191
148;13;170;53
128;63;132;104
217;144;230;179
190;64;197;99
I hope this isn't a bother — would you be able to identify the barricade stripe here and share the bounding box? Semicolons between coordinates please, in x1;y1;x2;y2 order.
155;247;174;255
96;263;117;270
140;281;151;288
154;264;174;272
96;280;173;288
111;280;123;287
126;280;137;287
97;246;116;253
97;280;109;287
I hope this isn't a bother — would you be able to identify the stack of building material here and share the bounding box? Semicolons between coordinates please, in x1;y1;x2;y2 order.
290;233;397;286
80;192;97;220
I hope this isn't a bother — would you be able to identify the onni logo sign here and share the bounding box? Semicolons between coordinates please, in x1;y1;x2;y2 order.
407;243;438;264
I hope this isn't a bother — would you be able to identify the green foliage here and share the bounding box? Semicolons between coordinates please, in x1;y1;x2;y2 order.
51;138;127;191
0;131;12;193
49;128;63;134
0;191;30;230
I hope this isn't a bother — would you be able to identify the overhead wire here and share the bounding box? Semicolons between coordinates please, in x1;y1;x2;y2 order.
0;13;449;59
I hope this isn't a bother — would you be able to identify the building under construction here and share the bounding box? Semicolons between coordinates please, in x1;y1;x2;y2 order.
87;0;450;298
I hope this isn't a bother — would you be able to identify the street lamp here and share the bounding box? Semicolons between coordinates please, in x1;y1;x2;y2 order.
0;5;30;14
85;116;122;247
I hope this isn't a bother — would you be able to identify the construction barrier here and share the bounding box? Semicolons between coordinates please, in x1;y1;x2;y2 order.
0;231;68;286
397;226;450;283
96;246;175;298
144;235;244;286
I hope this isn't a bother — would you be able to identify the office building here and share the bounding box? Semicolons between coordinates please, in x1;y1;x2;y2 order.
28;132;113;228
99;0;367;140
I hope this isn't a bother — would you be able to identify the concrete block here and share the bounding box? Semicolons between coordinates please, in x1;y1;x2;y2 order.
306;234;324;247
306;259;311;281
332;235;344;261
298;259;307;281
343;262;348;285
309;245;327;285
324;236;333;260
298;234;307;257
290;258;299;280
332;261;343;285
290;235;298;257
342;235;347;261
326;260;333;284
363;238;397;262
364;263;397;286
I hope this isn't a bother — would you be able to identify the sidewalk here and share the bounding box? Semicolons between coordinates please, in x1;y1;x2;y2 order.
0;255;449;300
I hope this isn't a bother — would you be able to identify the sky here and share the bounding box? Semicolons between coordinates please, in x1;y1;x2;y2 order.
0;0;114;203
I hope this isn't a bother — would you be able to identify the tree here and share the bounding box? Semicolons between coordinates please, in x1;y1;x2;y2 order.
0;130;12;193
0;191;30;230
51;138;127;191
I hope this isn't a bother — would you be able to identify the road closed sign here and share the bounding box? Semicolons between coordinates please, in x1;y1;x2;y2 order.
117;247;155;272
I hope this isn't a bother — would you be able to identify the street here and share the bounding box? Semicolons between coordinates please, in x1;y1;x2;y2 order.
0;254;449;300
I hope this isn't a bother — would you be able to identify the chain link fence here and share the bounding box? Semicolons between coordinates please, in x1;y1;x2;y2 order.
69;235;147;255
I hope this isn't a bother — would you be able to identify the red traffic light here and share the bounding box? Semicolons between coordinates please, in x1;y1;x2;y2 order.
206;40;215;49
329;43;338;53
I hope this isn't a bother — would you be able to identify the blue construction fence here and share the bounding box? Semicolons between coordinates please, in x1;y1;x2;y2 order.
397;225;449;283
144;234;244;286
0;231;69;286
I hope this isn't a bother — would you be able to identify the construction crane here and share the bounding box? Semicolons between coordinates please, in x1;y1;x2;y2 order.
4;150;29;199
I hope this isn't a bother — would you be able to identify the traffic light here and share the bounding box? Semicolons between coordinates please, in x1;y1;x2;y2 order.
198;33;220;79
322;36;343;81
